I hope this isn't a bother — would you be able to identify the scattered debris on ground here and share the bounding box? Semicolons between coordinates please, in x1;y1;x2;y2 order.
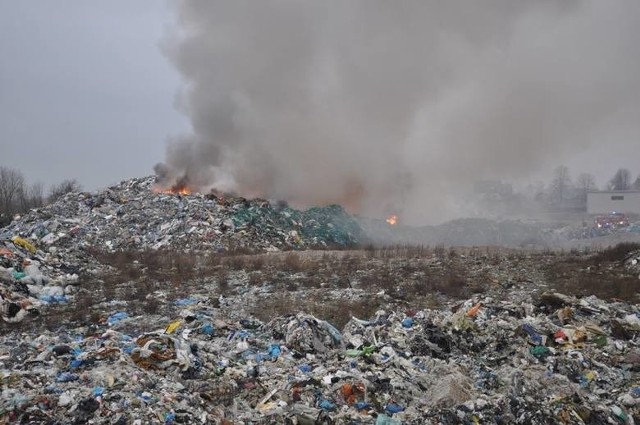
0;177;638;423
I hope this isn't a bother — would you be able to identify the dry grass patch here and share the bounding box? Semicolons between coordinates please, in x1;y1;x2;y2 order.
590;242;640;264
545;243;640;303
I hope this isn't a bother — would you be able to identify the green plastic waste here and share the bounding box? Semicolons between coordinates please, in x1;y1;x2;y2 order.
530;345;551;359
346;345;376;358
592;334;607;347
231;203;362;247
12;270;26;280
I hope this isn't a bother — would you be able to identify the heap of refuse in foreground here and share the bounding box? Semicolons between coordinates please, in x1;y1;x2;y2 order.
0;289;638;424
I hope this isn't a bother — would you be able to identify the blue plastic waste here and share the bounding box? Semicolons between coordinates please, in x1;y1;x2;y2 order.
298;364;313;373
93;387;105;396
69;359;84;369
165;411;176;424
522;323;543;345
354;401;370;410
174;298;197;306
107;312;129;326
40;295;68;304
56;372;79;383
319;399;337;411
401;318;414;328
201;323;214;335
45;385;63;394
139;392;153;402
384;403;405;414
268;344;281;358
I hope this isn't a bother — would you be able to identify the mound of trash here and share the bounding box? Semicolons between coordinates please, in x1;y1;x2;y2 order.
0;292;638;423
1;177;639;423
0;176;363;322
2;176;363;254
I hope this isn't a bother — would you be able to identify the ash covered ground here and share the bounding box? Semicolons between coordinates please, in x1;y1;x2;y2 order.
0;178;639;424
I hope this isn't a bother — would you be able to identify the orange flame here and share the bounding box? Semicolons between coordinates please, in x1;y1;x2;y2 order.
152;185;192;196
386;215;398;226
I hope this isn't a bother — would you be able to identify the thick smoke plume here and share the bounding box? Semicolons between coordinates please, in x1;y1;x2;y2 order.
157;0;640;223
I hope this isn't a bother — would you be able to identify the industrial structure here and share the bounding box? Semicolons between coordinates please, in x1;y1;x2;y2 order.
586;191;640;214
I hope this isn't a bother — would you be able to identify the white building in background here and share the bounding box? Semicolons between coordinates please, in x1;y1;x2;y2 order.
587;191;640;214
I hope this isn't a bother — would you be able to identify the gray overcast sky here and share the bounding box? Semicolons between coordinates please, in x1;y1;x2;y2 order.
0;1;187;190
0;0;639;205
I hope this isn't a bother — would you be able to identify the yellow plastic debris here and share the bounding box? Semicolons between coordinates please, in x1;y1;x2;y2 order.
165;320;182;334
11;236;36;254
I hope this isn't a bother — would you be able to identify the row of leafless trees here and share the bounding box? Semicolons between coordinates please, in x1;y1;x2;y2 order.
608;168;640;191
0;166;81;227
548;166;640;203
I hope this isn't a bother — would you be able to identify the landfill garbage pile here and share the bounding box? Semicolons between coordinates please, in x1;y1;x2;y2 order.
0;235;87;324
0;243;639;423
1;176;363;254
360;217;552;248
0;284;638;424
0;176;362;324
0;176;639;422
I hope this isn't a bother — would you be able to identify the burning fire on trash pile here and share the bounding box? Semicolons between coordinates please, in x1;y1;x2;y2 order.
386;215;398;226
151;175;193;196
152;185;192;196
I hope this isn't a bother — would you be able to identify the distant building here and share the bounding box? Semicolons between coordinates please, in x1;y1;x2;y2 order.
587;191;640;214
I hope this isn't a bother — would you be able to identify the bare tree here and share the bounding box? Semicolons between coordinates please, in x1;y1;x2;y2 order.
22;182;44;210
576;172;596;200
48;179;82;203
609;168;631;191
0;168;48;227
0;166;26;215
550;165;572;203
633;174;640;190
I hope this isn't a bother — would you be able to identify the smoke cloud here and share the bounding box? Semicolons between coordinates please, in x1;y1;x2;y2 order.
157;0;640;223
